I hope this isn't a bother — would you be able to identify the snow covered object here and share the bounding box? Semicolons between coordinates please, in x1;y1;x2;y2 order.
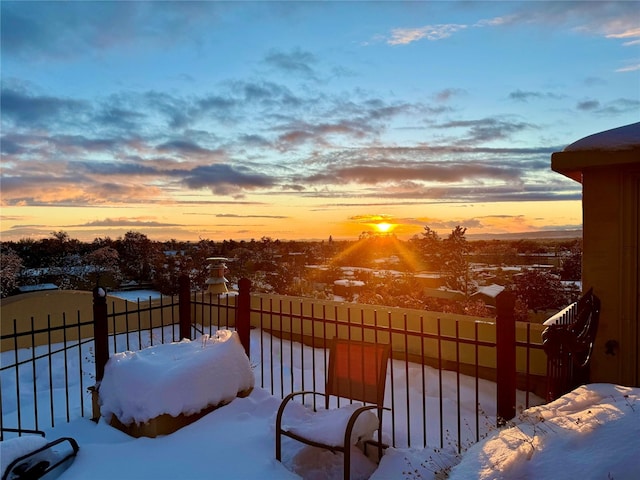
1;436;79;480
98;330;254;437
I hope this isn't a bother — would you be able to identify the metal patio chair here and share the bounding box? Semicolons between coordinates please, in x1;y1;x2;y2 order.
275;337;390;480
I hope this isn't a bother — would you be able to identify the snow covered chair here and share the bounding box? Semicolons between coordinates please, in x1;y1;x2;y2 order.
275;337;390;480
1;435;79;480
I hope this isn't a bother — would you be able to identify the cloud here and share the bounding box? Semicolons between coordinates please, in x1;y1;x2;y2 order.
434;117;538;145
387;24;467;45
70;218;182;228
604;27;640;41
478;2;639;36
215;214;288;219
94;105;147;131
180;164;276;196
71;161;159;176
264;48;318;78
0;86;88;127
0;1;221;61
237;81;302;107
275;119;377;149
508;90;564;102
305;162;522;186
384;2;638;47
474;16;517;28
0;172;166;207
616;63;640;73
577;100;600;111
575;98;639;115
434;89;466;102
156;140;226;160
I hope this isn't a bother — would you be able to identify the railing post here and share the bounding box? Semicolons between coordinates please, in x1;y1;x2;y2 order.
496;290;516;425
179;275;192;341
237;277;251;358
91;286;109;421
93;286;109;383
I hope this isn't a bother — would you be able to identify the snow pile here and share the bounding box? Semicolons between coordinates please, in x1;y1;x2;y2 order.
373;383;640;479
282;401;380;447
99;330;254;425
0;435;49;475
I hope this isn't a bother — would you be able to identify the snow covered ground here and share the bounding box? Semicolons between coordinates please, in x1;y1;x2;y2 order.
108;289;164;302
2;328;639;479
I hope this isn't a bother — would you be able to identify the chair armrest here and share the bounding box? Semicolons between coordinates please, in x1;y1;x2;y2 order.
275;390;325;432
343;404;387;447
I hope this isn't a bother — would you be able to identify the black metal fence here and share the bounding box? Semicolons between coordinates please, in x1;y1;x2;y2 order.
1;314;95;439
1;277;547;452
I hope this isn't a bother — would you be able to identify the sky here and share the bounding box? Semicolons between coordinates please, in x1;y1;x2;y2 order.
2;327;638;479
1;1;639;243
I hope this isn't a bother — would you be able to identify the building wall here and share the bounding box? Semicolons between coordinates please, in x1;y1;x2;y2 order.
583;166;639;386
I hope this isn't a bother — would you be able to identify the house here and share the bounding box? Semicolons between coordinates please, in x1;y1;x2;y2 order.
551;122;640;387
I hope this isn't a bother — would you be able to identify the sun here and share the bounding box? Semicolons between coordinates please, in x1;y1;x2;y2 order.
376;222;394;233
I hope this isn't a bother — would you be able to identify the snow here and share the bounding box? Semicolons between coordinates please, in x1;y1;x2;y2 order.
448;383;640;479
0;435;48;475
472;283;505;298
99;331;254;425
563;122;640;152
334;279;366;287
17;283;59;293
108;290;163;302
282;402;379;447
2;329;639;479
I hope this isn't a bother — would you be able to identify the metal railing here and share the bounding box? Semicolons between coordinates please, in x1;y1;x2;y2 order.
1;314;95;439
2;276;547;452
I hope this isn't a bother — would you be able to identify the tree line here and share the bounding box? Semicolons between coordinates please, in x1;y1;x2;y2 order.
0;227;582;321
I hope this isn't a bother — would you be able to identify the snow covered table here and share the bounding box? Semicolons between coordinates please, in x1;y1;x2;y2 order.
98;330;254;437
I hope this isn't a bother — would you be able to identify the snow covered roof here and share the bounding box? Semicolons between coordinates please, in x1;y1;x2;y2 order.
563;122;640;152
551;122;640;183
471;283;505;299
17;283;59;293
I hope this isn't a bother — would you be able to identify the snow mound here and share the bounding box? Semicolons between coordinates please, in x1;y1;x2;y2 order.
0;435;49;475
449;383;640;479
99;330;254;425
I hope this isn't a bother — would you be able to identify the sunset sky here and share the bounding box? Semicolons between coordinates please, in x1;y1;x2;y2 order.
1;1;639;243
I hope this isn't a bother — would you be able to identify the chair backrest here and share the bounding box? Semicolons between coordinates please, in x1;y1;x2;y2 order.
325;338;390;408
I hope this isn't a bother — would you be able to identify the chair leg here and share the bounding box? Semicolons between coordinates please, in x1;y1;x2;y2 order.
344;443;350;480
275;428;281;461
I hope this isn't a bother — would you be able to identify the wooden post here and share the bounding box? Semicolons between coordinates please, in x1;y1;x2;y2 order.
237;277;251;358
496;290;516;425
179;275;192;341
